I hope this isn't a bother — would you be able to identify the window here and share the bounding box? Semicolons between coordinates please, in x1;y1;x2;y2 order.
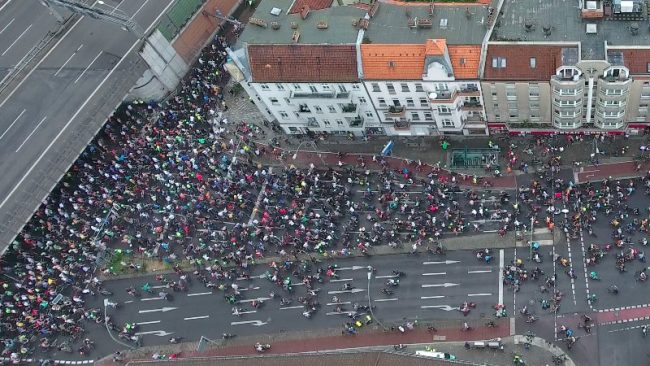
555;87;577;96
419;98;429;107
387;83;396;94
441;119;454;127
323;120;331;126
260;84;270;90
322;84;331;90
336;119;344;126
378;98;387;107
338;85;347;92
314;105;323;113
647;62;650;73
492;57;507;68
284;97;291;105
641;87;650;98
307;117;319;127
424;112;433;121
406;98;415;107
269;97;279;105
529;84;540;98
365;111;373;118
276;84;285;90
411;112;420;121
605;88;623;96
309;85;317;92
435;83;448;92
438;106;451;115
288;127;298;132
371;83;380;92
352;84;360;90
279;111;289;119
401;83;410;92
506;84;516;101
529;58;536;68
415;83;424;92
293;84;302;90
328;105;336;113
392;99;401;107
509;110;518;118
358;97;367;104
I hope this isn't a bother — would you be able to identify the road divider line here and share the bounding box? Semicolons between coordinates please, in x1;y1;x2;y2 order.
374;298;397;302
421;296;445;300
238;286;260;292
0;18;15;35
421;283;458;288
423;260;460;265
184;315;209;321
140;297;162;302
74;50;102;83
328;288;365;294
54;44;83;76
374;275;396;279
326;301;351;306
498;249;504;305
326;312;354;316
15;116;46;152
330;278;353;283
468;269;492;274
280;305;304;310
136;320;160;325
1;23;32;56
0;108;25;140
467;293;492;297
422;272;446;276
238;310;257;315
187;292;211;297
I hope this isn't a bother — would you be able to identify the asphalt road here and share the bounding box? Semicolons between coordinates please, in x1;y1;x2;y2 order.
0;0;175;253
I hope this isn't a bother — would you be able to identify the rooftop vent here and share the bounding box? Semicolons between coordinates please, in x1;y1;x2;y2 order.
317;21;328;29
249;18;268;28
369;2;379;17
271;22;280;30
290;22;298;29
630;22;639;35
408;17;417;28
418;18;432;28
388;61;396;68
300;5;310;19
543;25;551;36
270;7;282;16
429;4;434;15
524;19;535;32
292;31;300;43
440;18;448;29
586;23;597;33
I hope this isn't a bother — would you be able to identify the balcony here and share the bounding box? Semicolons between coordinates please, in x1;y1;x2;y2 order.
349;116;364;127
291;90;336;99
458;86;480;97
393;119;410;130
341;103;357;113
386;105;406;117
336;92;350;99
298;104;311;113
429;90;458;103
461;101;483;111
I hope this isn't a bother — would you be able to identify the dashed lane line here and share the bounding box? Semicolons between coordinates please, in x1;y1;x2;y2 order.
187;292;212;297
184;315;210;321
422;272;446;276
374;298;398;302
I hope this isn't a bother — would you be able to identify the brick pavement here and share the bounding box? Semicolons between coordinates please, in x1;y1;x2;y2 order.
596;305;650;325
575;160;650;184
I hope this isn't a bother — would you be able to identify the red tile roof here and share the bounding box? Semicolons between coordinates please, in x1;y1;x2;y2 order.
361;44;426;80
448;45;481;79
248;44;359;82
289;0;333;14
608;48;650;75
483;44;572;81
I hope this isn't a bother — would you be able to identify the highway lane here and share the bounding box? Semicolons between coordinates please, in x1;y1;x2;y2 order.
0;0;175;251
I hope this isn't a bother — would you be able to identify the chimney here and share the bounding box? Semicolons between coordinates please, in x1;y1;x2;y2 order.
300;5;310;20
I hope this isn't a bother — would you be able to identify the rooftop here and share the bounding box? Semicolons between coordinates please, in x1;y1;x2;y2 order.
364;3;490;45
492;0;650;60
235;0;365;46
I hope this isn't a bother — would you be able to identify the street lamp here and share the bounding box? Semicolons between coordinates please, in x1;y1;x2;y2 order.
366;267;387;330
103;298;137;350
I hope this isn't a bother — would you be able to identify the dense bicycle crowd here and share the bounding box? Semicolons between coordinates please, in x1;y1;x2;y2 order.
1;29;650;364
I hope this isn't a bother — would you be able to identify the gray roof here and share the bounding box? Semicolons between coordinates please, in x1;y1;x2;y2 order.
492;0;650;60
364;3;490;45
235;0;365;46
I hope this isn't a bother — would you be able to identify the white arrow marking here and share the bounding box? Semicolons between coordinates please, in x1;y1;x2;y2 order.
187;292;211;297
421;296;446;300
330;278;353;283
184;315;210;321
237;310;258;315
280;305;304;310
328;288;366;295
421;283;459;288
375;275;397;279
239;286;261;292
326;301;351;306
423;260;461;265
138;307;177;314
135;330;174;336
151;285;168;289
136;320;161;325
140;297;163;302
468;293;492;297
420;305;458;311
422;272;447;276
238;297;271;303
468;269;492;274
231;320;267;326
338;265;371;271
374;298;398;302
237;275;265;280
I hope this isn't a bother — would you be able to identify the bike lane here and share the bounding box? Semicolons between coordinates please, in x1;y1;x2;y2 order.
575;161;650;184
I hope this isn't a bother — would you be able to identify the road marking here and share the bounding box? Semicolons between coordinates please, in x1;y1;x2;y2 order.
136;320;160;325
468;269;492;274
326;301;351;306
498;249;504;305
140;297;162;302
74;50;102;84
0;0;178;215
1;23;31;56
328;288;365;294
237;310;257;315
138;307;177;314
184;315;209;321
54;43;83;76
374;298;397;302
423;260;460;265
132;0;152;17
422;272;446;276
468;293;492;297
124;300;134;304
0;18;15;35
187;292;211;297
421;296;445;300
420;305;457;311
0;108;25;140
0;0;13;13
375;275;397;279
238;286;260;292
238;297;270;303
326;311;354;316
231;320;267;326
135;330;173;336
280;305;303;310
337;266;371;271
421;283;459;288
330;278;353;283
150;285;167;289
15;116;46;152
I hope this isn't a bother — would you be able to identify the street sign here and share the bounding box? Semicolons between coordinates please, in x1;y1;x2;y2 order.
381;140;394;156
